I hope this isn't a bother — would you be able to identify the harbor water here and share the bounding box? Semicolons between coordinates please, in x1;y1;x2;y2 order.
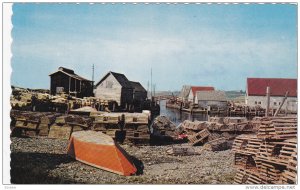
159;100;208;126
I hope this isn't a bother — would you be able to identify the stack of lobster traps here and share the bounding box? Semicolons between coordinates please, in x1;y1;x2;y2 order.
151;116;178;140
124;113;150;145
91;112;150;144
48;115;92;139
180;117;256;149
232;116;297;184
11;111;63;137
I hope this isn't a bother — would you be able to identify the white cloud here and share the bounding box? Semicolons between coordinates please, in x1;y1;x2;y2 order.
12;28;296;90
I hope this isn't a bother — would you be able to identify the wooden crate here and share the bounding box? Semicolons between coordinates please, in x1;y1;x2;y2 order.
256;159;285;184
48;124;72;139
234;168;262;184
257;138;296;167
188;128;210;146
280;153;297;184
257;118;297;139
15;119;27;128
232;134;262;156
182;120;208;131
234;153;258;170
37;123;50;136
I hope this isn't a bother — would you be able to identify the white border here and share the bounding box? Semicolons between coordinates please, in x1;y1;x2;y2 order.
1;1;299;190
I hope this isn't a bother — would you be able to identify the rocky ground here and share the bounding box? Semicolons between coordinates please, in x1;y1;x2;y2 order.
10;137;236;184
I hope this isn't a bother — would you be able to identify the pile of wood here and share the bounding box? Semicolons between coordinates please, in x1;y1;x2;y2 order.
232;116;297;184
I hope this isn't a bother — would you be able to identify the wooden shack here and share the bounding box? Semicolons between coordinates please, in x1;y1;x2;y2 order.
130;81;147;103
196;90;228;109
49;67;93;98
94;71;133;109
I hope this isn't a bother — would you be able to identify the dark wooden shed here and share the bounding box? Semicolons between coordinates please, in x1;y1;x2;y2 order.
130;81;147;103
49;67;93;98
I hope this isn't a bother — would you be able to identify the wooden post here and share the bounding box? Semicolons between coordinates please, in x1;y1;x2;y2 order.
69;77;71;95
274;91;289;117
285;101;289;116
113;102;116;112
80;80;82;92
75;79;77;96
265;86;270;117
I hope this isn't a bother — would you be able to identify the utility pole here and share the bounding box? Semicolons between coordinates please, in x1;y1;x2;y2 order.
147;81;149;99
92;64;95;88
150;68;153;98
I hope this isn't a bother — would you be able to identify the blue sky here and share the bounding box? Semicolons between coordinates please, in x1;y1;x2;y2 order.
11;3;297;91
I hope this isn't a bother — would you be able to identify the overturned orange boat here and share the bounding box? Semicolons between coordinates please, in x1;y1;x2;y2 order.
67;131;137;176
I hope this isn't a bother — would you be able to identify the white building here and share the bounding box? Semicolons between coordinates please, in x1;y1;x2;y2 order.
178;85;214;103
245;78;297;113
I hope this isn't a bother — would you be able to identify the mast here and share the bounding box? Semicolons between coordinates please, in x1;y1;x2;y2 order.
92;64;95;88
150;68;152;98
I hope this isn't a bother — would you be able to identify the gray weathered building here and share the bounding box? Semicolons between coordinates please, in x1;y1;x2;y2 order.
94;71;134;108
196;90;228;109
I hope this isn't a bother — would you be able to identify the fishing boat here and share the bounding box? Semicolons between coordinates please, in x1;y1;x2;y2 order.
67;131;137;176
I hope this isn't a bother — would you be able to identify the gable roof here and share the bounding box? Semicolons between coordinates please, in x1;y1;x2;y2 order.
247;78;297;97
130;81;146;92
179;85;191;98
95;71;133;88
49;67;91;81
191;86;215;96
196;90;227;101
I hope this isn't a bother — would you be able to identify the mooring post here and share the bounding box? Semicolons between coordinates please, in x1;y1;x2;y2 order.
265;86;270;117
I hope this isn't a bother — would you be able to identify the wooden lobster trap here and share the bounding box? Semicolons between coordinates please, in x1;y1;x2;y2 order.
188;128;210;146
257;118;297;140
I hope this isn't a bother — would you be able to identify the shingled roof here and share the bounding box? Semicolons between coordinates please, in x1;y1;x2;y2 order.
196;90;228;102
247;78;297;97
49;67;91;81
130;81;146;92
95;71;133;88
191;86;215;96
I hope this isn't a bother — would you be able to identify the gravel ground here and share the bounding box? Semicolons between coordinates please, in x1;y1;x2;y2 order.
10;137;236;184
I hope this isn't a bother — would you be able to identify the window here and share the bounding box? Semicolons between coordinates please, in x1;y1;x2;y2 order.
258;101;261;105
106;81;113;88
279;102;281;105
255;101;257;104
56;87;64;93
274;102;277;106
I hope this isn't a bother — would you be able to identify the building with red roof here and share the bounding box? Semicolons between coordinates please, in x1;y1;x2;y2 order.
187;86;215;103
179;85;215;103
246;78;297;112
